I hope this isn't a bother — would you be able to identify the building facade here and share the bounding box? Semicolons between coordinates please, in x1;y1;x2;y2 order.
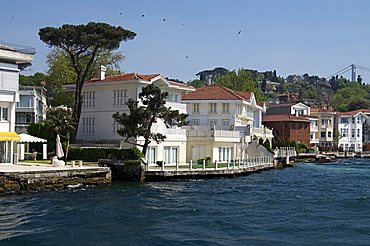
262;115;311;146
0;42;34;163
181;85;273;163
63;70;194;166
15;86;47;133
335;110;368;152
310;107;336;148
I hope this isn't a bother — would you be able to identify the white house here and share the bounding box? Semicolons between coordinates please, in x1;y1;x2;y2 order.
0;42;34;164
15;85;47;133
63;68;194;166
181;84;273;163
335;109;368;152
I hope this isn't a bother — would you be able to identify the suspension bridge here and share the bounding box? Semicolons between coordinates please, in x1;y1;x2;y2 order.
326;64;370;82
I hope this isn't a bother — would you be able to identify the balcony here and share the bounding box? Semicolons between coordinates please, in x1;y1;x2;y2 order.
185;126;241;142
252;126;274;139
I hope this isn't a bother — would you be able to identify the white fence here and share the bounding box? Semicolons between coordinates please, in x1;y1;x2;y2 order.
147;156;273;172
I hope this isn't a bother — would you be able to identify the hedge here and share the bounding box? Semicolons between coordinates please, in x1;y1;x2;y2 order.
67;147;144;162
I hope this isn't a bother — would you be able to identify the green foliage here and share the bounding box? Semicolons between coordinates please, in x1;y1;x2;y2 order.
44;107;75;136
263;139;273;153
68;147;143;162
19;72;47;86
214;69;266;102
258;138;264;145
272;138;298;149
27;121;56;153
39;22;136;140
329;82;370;111
113;84;188;156
187;79;205;88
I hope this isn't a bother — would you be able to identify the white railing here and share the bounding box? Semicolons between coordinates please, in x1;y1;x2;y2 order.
146;156;273;172
186;129;241;138
275;147;297;157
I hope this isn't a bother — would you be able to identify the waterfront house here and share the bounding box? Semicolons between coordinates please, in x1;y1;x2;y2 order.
362;109;370;151
335;109;368;152
0;42;35;164
262;115;311;146
15;85;47;133
181;84;273;163
63;67;194;166
310;106;336;149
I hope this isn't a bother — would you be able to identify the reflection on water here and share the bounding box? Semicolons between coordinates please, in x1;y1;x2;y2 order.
1;159;370;245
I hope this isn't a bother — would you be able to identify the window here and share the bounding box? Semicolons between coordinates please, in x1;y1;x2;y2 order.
146;147;156;165
222;103;230;114
209;103;217;114
357;117;361;124
218;147;232;162
328;119;332;125
321;131;326;138
192;119;200;125
340;128;348;137
357;129;360;138
112;89;127;107
351;129;355;138
311;121;317;127
1;107;9;121
328;131;332;138
191;146;205;161
15;112;33;123
18;95;34;108
81;117;96;134
82;91;96;108
222;120;230;127
352;118;355;124
112;119;122;134
341;118;348;124
174;94;179;102
164;146;178;165
321;119;325;126
209;119;217;126
193;103;199;114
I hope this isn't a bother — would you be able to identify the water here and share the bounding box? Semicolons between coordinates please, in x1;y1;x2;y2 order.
1;159;370;245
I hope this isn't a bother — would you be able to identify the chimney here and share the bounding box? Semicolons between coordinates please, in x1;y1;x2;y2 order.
99;65;106;80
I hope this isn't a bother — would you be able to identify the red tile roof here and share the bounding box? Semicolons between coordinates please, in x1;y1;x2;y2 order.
86;73;160;83
336;109;370;116
262;114;311;122
182;85;252;101
311;107;334;113
84;73;193;90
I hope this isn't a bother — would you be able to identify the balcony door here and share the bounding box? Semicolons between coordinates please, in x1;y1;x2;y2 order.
164;146;178;165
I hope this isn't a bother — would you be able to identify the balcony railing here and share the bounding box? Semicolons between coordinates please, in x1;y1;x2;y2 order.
186;128;241;138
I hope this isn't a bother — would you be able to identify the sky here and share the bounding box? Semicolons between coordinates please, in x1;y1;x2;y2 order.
1;0;370;83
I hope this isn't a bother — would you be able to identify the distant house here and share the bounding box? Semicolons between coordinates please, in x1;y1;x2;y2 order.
276;93;298;103
266;102;310;116
181;85;273;162
335;109;368;152
0;42;35;164
262;115;311;146
15;86;47;133
63;68;194;166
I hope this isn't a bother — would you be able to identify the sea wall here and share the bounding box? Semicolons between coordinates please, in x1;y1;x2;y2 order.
0;167;111;194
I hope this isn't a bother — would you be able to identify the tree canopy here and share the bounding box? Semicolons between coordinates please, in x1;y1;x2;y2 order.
39;22;136;141
113;84;188;157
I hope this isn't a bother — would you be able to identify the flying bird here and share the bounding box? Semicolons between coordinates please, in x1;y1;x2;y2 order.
163;18;166;21
120;12;123;15
141;14;145;17
237;30;241;35
186;56;189;59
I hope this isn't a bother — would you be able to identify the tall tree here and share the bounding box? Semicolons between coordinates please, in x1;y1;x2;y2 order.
113;84;188;157
39;22;136;141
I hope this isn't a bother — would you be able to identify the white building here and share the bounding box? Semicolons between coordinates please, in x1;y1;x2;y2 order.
63;69;194;166
0;42;34;164
335;110;368;152
15;86;47;133
181;85;273;163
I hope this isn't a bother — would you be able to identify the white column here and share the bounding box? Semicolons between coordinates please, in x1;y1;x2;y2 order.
20;143;25;160
43;144;47;160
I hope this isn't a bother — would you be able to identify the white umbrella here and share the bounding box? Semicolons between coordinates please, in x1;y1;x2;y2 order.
56;134;64;158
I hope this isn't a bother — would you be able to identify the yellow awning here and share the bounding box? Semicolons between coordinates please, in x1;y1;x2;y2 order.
0;132;21;141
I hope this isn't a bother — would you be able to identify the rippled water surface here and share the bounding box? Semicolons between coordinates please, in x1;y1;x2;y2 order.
1;159;370;245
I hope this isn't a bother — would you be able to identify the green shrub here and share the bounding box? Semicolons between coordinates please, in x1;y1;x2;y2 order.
68;147;143;162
